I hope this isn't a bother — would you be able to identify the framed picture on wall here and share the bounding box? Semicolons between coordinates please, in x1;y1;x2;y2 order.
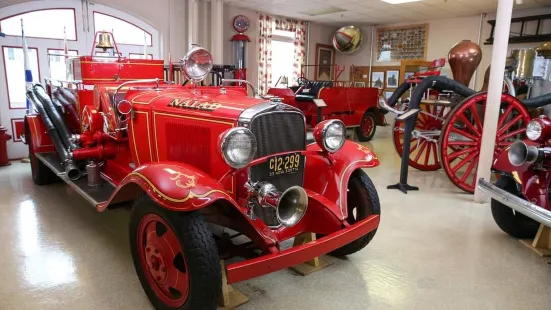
371;72;384;89
385;91;393;100
404;71;415;81
386;70;399;88
315;44;335;81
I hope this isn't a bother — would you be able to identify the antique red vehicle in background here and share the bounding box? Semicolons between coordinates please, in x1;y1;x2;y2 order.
479;113;551;239
25;32;381;309
267;72;383;142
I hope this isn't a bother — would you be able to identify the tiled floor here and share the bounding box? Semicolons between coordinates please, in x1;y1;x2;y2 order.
1;126;551;310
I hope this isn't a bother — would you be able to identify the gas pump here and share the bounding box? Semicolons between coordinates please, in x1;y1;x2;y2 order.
231;15;250;81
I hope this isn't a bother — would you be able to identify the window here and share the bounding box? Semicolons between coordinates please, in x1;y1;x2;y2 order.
94;12;152;46
0;9;76;40
129;53;153;59
48;49;78;82
271;29;295;87
2;46;40;109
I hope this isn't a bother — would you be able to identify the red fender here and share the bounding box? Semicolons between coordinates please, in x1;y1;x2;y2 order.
521;170;551;210
25;115;54;153
304;140;379;220
100;161;279;250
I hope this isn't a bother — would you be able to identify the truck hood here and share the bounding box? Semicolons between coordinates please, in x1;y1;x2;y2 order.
126;86;267;121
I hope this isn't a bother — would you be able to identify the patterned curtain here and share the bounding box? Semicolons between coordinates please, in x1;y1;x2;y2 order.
292;21;307;84
274;18;307;85
257;14;273;95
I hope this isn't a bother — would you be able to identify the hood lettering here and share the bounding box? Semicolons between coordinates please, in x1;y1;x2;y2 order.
168;98;221;111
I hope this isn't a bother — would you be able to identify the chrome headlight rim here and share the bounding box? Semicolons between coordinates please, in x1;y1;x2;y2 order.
181;46;213;82
220;127;257;169
526;119;543;141
322;120;346;153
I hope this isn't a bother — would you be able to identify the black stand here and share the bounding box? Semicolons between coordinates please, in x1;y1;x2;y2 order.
387;108;421;194
313;99;327;124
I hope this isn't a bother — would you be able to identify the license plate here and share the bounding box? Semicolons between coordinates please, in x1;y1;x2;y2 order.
266;153;302;178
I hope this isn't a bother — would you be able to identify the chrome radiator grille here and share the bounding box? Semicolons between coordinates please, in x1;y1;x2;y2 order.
248;111;306;191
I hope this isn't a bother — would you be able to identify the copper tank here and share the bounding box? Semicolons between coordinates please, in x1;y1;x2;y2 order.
448;40;482;86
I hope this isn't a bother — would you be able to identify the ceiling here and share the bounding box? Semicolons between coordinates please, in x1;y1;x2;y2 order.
224;0;550;25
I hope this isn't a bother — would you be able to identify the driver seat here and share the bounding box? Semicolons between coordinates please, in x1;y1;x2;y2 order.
295;81;333;102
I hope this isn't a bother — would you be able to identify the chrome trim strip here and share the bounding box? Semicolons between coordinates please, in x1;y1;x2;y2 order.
238;102;276;124
478;178;551;227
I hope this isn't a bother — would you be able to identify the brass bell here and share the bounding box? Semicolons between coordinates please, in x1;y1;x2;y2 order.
280;76;288;86
96;32;114;51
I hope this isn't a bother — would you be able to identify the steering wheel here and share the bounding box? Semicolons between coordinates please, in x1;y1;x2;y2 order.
297;77;310;86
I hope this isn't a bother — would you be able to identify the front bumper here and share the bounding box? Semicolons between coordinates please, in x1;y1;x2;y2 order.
478;178;551;227
225;214;380;284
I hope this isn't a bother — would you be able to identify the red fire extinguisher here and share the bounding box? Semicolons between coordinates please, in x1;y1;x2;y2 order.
0;126;12;167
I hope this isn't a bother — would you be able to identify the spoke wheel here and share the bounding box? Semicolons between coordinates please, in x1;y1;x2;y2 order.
393;103;447;171
439;93;530;193
356;111;377;142
137;214;190;308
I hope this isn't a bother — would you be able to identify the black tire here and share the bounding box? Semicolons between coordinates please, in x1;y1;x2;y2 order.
130;196;221;310
329;169;380;256
27;121;58;185
356;111;377;142
491;176;539;239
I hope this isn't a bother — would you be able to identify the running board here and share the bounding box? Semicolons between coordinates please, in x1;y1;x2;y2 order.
35;153;115;207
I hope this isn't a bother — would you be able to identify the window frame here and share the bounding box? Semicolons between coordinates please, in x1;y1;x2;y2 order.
0;8;78;41
93;11;153;47
46;48;79;81
2;45;41;110
129;53;153;59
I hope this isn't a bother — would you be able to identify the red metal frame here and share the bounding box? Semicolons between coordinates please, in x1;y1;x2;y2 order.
2;45;41;110
0;8;78;41
10;118;24;142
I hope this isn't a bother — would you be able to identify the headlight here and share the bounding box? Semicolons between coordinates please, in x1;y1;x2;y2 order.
313;119;346;153
526;120;543;141
181;46;213;82
220;127;257;169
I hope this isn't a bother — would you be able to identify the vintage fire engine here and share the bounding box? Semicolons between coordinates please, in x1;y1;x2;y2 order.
267;73;383;142
25;32;381;309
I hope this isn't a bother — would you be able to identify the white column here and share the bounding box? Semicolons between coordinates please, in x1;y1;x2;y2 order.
210;0;224;64
187;0;199;49
200;0;210;50
474;0;514;202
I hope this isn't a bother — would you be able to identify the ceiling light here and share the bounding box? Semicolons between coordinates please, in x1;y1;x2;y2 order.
381;0;421;4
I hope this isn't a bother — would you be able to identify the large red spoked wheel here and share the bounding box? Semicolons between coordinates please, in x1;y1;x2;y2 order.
393;103;448;171
439;93;530;193
130;197;221;310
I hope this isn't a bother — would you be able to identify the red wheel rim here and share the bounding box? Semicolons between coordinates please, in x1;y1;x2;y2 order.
137;214;189;307
440;93;530;193
362;115;375;137
393;103;446;171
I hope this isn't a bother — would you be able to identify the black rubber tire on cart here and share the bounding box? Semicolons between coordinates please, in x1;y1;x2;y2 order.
356;111;377;142
491;176;539;239
27;123;58;185
130;196;221;310
329;169;380;257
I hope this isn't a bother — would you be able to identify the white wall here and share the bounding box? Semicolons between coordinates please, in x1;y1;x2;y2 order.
336;6;551;90
307;23;337;80
94;0;335;89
